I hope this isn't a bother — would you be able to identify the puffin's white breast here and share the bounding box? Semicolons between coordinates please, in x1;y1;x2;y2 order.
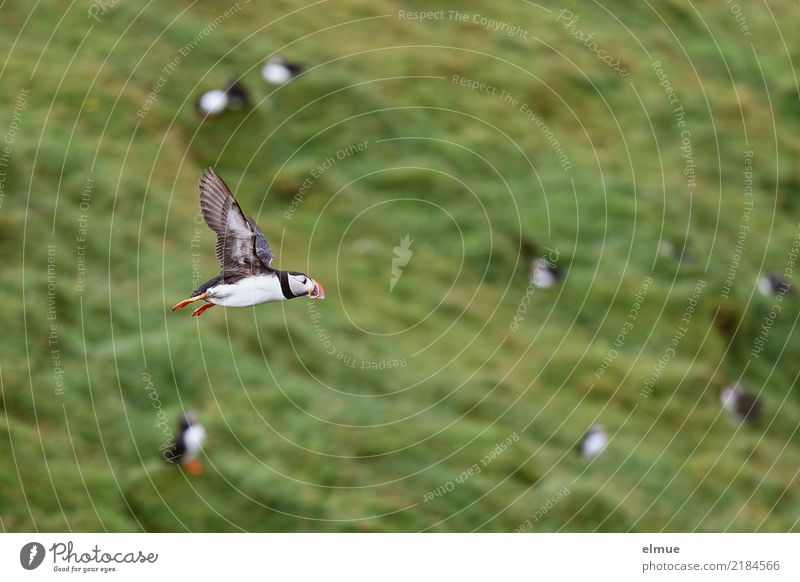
198;90;229;115
182;425;206;462
720;386;737;411
757;276;774;296
581;431;607;458
262;62;292;84
207;274;285;307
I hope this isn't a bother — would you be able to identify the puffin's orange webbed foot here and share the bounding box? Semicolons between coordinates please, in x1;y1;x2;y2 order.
191;303;215;317
172;293;207;311
185;459;203;476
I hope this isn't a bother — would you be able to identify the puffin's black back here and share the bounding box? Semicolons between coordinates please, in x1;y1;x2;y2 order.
736;393;761;423
225;78;251;109
162;435;186;464
162;413;194;463
768;273;792;295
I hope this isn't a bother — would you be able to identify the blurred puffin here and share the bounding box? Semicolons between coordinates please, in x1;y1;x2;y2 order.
579;425;607;459
164;411;206;475
195;78;251;118
261;57;304;85
658;240;676;258
530;257;561;289
658;240;691;263
757;272;792;297
720;383;761;425
172;169;326;317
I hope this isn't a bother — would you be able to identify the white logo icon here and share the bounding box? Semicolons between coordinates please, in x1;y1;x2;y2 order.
390;235;413;292
20;542;46;570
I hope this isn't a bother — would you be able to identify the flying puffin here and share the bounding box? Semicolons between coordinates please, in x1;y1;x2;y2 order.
530;257;561;289
757;272;792;297
172;169;325;317
579;425;607;459
720;383;761;425
163;411;206;475
261;57;304;85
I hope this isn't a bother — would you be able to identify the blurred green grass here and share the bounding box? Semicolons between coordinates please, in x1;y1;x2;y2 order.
2;0;800;531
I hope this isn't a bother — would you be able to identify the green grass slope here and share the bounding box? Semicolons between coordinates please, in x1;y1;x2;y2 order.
2;0;800;531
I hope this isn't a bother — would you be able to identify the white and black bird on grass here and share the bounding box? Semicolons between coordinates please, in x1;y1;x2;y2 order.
530;257;561;289
757;272;792;297
579;425;607;459
195;78;251;118
261;57;304;85
720;383;761;425
196;89;229;118
172;169;325;317
163;411;206;476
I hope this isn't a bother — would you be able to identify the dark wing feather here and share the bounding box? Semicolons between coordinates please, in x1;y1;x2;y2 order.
248;217;274;268
198;169;272;275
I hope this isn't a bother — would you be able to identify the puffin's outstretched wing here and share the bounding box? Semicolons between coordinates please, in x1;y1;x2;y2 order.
248;217;275;269
199;168;274;274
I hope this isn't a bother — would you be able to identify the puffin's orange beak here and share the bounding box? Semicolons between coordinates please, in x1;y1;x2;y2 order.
309;279;326;300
